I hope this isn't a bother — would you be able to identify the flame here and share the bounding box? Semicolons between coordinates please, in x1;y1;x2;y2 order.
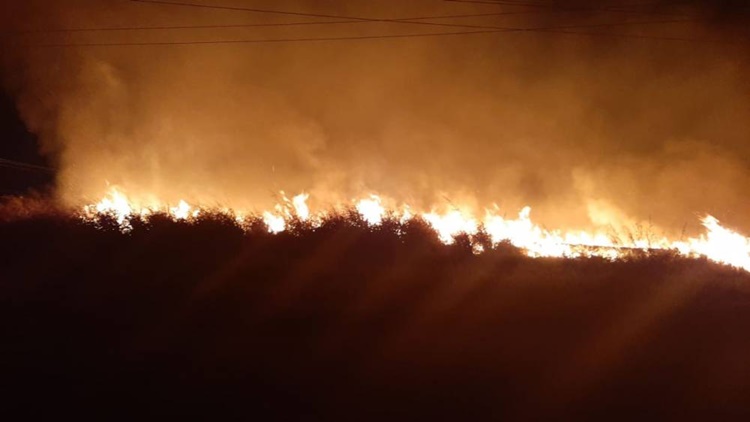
170;200;196;220
674;216;750;271
291;193;310;221
93;188;133;225
262;211;286;234
423;210;478;244
355;195;385;226
81;187;750;272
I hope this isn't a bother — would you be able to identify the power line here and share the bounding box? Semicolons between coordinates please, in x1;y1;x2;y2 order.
4;0;738;38
1;11;542;35
9;16;695;37
21;29;511;47
121;0;703;37
20;18;744;48
0;158;55;173
444;0;694;16
7;0;740;47
128;0;692;31
128;0;445;22
9;1;697;37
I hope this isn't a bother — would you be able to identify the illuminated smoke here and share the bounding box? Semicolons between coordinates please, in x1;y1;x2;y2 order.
3;1;750;250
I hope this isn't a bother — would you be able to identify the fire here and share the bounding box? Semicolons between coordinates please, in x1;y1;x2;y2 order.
355;195;386;226
93;188;133;225
262;211;286;234
674;216;750;271
423;210;479;244
170;200;196;220
291;193;310;221
81;187;750;272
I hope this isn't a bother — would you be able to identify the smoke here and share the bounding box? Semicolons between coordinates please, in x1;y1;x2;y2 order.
2;0;750;234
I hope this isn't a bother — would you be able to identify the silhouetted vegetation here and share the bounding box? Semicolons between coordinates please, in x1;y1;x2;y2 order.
2;214;750;420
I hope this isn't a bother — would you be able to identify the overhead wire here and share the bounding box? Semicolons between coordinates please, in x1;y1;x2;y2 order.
0;158;55;173
443;0;694;15
19;29;513;47
5;0;745;47
123;0;742;40
1;11;542;35
22;18;743;48
128;0;693;25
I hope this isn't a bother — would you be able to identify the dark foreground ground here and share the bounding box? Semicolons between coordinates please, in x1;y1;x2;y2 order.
2;213;750;420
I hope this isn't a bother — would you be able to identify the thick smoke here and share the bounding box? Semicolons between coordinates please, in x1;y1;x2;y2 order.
2;0;750;235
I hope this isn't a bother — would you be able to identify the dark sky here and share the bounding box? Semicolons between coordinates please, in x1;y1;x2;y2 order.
1;0;750;234
0;92;53;195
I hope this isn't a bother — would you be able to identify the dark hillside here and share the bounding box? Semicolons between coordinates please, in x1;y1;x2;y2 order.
2;214;750;420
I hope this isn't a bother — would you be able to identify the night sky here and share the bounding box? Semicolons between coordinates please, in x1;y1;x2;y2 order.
0;92;52;194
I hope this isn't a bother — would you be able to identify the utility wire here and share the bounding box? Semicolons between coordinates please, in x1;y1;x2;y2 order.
8;0;740;47
4;1;699;35
4;0;733;38
20;29;510;47
444;0;696;16
12;16;695;37
0;11;546;35
128;0;693;29
21;17;741;48
122;0;702;38
0;158;55;173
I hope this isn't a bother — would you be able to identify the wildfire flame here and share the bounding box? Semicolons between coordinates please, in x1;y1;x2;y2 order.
355;195;386;226
81;187;750;272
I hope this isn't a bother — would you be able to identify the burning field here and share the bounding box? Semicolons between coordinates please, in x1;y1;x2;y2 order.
80;187;750;270
3;0;750;419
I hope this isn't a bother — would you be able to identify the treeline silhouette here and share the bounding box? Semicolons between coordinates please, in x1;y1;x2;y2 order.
2;212;750;420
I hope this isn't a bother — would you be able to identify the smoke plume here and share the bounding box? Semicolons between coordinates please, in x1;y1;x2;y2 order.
2;0;750;235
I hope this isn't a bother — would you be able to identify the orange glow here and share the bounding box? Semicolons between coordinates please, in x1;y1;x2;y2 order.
81;187;750;272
